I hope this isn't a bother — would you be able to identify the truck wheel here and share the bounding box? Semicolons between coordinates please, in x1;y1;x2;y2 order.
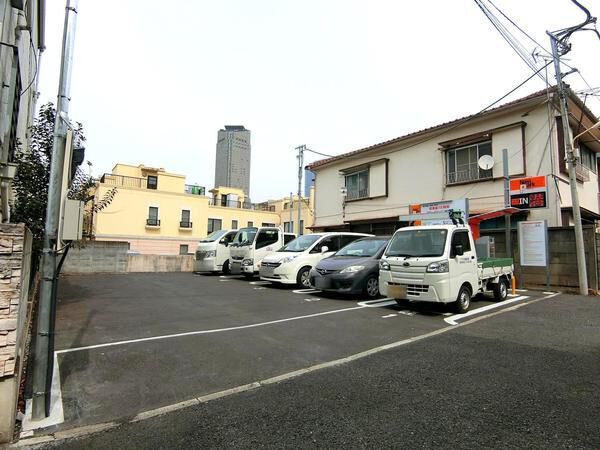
454;286;471;313
222;260;230;275
296;266;312;288
493;278;508;301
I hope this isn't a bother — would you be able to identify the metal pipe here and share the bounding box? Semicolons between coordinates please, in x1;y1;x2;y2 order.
32;0;79;420
296;145;304;235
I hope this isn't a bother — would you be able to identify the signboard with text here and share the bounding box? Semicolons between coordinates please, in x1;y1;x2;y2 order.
509;176;548;209
518;220;548;267
402;199;469;225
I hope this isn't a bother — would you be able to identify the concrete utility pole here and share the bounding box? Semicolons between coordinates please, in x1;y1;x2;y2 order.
32;0;79;419
502;148;511;259
296;145;305;235
548;33;588;296
289;192;293;232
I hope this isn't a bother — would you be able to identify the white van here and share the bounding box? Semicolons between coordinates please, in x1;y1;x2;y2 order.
193;229;238;273
259;232;372;287
229;227;296;277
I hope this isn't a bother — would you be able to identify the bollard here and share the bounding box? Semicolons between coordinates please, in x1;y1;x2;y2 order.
511;276;516;295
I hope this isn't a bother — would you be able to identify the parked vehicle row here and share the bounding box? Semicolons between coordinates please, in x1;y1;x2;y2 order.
194;221;515;311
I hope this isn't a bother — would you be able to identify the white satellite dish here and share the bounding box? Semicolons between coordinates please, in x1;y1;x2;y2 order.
478;154;495;170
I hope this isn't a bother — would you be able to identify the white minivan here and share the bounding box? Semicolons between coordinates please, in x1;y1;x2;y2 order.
229;227;296;277
259;232;372;287
193;229;238;273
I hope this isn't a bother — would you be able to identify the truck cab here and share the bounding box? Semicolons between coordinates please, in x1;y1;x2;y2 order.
379;224;513;313
229;227;294;277
193;229;238;273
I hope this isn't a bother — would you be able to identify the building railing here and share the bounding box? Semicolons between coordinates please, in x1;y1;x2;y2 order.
179;221;192;228
208;196;275;212
185;184;206;196
346;188;369;201
146;218;160;226
576;164;590;182
101;173;148;189
447;165;493;184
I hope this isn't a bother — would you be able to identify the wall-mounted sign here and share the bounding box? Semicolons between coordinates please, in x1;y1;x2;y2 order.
509;176;547;209
401;199;469;225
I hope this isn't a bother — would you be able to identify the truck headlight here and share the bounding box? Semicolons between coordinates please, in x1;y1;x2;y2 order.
379;260;390;271
280;255;298;264
205;250;216;258
242;258;254;266
426;260;449;273
340;265;365;273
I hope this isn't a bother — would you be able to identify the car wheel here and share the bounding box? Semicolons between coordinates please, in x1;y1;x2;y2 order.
296;266;312;288
454;285;471;313
222;259;230;275
364;275;380;298
492;278;508;301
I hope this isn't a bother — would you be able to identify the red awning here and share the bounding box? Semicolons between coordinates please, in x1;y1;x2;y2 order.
468;207;523;225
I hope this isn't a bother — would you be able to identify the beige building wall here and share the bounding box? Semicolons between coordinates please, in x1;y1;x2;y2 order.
310;90;600;230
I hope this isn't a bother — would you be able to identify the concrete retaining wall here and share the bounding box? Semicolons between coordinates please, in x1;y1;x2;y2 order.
63;241;193;273
481;225;598;291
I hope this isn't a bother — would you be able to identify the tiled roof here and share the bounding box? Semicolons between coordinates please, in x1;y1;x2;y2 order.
307;86;563;171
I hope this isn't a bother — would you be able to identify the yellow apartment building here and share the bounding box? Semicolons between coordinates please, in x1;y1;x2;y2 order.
91;163;314;254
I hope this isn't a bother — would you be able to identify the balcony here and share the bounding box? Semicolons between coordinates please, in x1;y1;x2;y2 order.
179;221;193;230
101;173;148;189
576;163;590;182
208;196;275;212
185;184;206;196
447;164;493;185
146;218;161;227
346;188;369;201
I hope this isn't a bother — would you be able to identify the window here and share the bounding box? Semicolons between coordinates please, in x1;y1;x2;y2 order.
232;220;238;229
283;234;296;245
180;209;191;228
580;144;597;174
262;222;275;227
147;206;160;226
386;229;448;257
4;49;21;163
255;229;279;249
340;234;362;249
179;244;189;255
345;170;369;200
451;231;471;257
247;221;254;227
300;220;304;234
447;141;492;184
147;175;158;190
311;236;340;253
222;231;236;245
284;221;293;233
207;218;222;234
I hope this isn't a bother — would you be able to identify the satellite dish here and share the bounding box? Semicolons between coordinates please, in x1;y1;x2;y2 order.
478;154;495;170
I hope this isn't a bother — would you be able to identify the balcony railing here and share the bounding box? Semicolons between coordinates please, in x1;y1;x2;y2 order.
179;221;192;228
146;218;160;226
101;173;148;189
576;163;590;182
208;196;275;212
346;188;369;201
185;184;206;196
447;164;493;185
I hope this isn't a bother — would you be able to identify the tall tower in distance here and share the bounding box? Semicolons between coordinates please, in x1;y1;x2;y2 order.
214;125;251;196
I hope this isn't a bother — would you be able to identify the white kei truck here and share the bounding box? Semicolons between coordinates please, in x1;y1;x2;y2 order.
229;226;295;277
193;229;238;274
379;222;514;313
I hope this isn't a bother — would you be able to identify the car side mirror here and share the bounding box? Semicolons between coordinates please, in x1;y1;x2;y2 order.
321;246;329;254
220;239;228;246
453;244;464;257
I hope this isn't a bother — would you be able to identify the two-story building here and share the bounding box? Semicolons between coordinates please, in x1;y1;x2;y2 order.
92;163;314;254
307;87;600;235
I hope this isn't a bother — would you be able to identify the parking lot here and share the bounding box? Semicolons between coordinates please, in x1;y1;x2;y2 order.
52;272;546;431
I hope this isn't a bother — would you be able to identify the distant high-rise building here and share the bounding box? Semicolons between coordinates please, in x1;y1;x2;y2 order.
214;125;251;196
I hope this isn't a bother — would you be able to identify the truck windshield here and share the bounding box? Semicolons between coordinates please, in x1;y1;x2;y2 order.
232;227;258;246
386;229;447;257
199;229;228;243
335;238;388;257
278;234;320;252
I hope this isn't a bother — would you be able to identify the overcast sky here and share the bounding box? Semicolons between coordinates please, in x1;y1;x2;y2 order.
36;0;600;201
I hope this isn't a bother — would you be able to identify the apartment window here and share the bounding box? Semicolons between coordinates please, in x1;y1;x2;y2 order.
179;244;189;255
447;141;492;184
261;222;275;227
147;206;160;226
232;220;238;229
247;221;254;227
580;144;597;173
345;170;369;200
208;218;222;234
147;175;158;190
180;209;192;228
284;222;293;233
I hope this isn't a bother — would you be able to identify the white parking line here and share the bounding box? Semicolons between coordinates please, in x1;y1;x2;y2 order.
220;275;244;279
357;298;397;308
293;288;321;294
249;281;271;286
444;295;529;325
381;313;397;318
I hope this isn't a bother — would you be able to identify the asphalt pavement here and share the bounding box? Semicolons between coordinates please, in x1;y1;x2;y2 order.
27;291;599;449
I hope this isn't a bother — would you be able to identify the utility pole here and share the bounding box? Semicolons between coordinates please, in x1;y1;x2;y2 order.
289;192;293;232
503;148;511;259
296;145;305;235
548;32;588;296
32;0;79;419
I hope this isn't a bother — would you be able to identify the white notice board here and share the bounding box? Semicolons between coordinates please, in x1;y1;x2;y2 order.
518;220;548;267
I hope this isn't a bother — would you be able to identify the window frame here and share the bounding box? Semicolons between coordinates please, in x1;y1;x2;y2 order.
147;206;160;226
446;140;493;185
345;169;369;201
179;244;189;255
147;175;158;190
207;218;222;234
